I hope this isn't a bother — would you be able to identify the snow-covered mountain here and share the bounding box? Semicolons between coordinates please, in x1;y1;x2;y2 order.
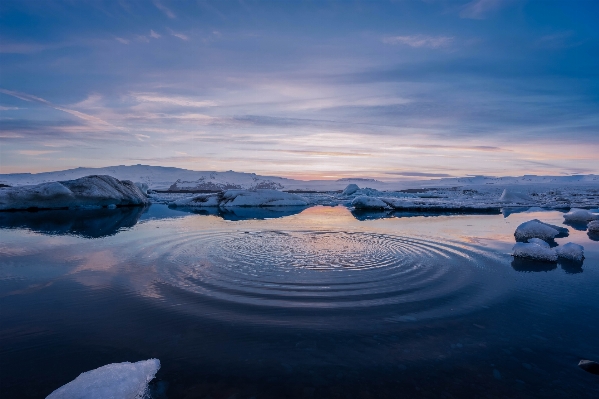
1;165;598;192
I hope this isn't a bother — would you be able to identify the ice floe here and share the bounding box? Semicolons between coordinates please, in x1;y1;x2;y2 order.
46;359;160;399
351;196;390;210
514;219;568;241
0;175;148;211
563;208;599;223
512;240;558;262
555;243;585;262
588;220;599;233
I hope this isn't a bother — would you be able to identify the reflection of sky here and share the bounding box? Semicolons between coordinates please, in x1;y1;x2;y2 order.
0;1;598;178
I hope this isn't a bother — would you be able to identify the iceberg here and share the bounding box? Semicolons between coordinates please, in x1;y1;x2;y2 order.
512;240;558;262
514;219;568;241
588;220;599;233
498;189;532;203
341;184;360;196
0;175;148;211
563;208;599;223
351;196;390;210
556;242;584;262
46;359;160;399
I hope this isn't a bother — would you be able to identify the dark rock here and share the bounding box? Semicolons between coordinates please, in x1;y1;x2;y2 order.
578;360;599;375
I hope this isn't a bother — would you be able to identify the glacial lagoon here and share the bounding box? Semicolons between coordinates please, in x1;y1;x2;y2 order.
1;205;598;398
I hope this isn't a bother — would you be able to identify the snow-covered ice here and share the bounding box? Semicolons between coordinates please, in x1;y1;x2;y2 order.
0;175;148;211
588;220;599;233
563;208;599;223
556;243;585;262
512;240;558;262
499;188;532;203
514;219;568;241
46;359;160;399
341;184;359;196
351;196;390;210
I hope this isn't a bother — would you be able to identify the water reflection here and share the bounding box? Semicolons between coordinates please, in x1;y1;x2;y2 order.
170;205;307;220
588;232;599;241
351;208;501;221
511;257;584;274
0;207;145;238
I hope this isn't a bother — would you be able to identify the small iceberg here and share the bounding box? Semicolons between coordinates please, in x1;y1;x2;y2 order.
170;189;308;208
588;220;599;233
512;239;557;262
556;242;584;262
46;359;160;399
563;208;599;223
341;183;360;196
499;188;531;203
514;219;568;241
351;196;389;210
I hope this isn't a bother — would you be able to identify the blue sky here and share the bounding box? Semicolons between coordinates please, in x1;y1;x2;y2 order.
1;0;598;179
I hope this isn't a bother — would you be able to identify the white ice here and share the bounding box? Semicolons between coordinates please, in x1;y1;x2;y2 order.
351;196;390;209
170;189;308;208
588;220;599;233
556;243;585;262
512;240;558;262
46;359;160;399
563;208;599;223
170;193;221;207
341;184;359;196
499;188;532;203
514;219;567;241
0;175;148;211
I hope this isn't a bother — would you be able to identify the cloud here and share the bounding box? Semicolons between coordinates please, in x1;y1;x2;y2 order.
383;35;454;49
459;0;504;20
131;93;216;107
169;30;189;41
0;42;56;54
0;106;19;110
154;1;176;19
17;150;58;156
115;37;129;44
150;30;161;39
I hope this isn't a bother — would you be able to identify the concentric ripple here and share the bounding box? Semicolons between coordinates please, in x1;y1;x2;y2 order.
131;230;506;318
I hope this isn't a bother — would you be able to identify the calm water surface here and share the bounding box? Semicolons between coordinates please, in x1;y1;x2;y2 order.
1;205;598;398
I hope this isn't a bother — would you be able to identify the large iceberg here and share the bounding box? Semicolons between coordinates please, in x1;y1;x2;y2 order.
170;189;308;208
46;359;160;399
512;240;558;262
514;219;568;241
0;175;148;211
563;208;599;223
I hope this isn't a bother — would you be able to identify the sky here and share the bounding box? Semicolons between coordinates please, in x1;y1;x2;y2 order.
1;0;598;180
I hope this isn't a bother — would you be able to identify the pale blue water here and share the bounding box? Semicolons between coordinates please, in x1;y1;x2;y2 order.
1;205;598;398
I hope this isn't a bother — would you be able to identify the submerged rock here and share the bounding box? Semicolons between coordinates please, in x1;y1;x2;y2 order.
578;360;599;375
0;175;148;211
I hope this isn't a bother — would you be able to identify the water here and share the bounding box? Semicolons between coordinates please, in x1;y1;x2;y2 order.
1;205;598;398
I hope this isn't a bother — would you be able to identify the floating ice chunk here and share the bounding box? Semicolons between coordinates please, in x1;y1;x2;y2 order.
351;196;389;210
46;359;160;399
499;189;531;203
527;238;550;248
512;242;557;262
170;193;220;207
563;208;599;223
134;182;149;195
514;219;568;241
341;184;359;196
588;220;599;233
556;243;584;262
0;175;148;211
221;189;308;207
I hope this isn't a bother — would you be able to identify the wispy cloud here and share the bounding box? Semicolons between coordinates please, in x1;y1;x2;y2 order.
150;30;161;39
115;37;129;44
17;150;58;156
459;0;504;20
154;1;176;19
383;35;454;49
169;30;189;41
132;93;216;107
0;106;19;111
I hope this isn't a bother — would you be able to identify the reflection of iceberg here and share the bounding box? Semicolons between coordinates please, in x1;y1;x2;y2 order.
0;207;145;238
511;258;557;273
171;205;307;221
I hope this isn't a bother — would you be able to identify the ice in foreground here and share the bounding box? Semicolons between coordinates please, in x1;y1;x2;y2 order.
555;243;585;262
512;240;558;262
46;359;160;399
0;175;148;211
588;220;599;233
514;219;568;241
